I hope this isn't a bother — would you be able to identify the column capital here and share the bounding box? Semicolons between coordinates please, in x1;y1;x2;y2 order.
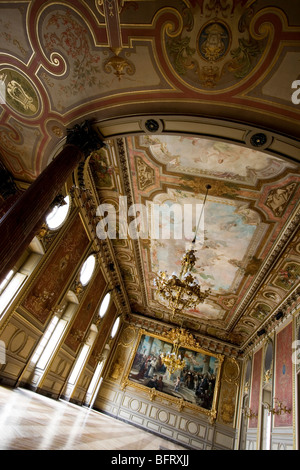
66;120;105;158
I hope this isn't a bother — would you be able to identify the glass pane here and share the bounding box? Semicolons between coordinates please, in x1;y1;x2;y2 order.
0;273;26;318
87;361;104;395
99;292;111;318
0;270;14;292
68;344;90;384
31;315;60;364
80;255;96;286
36;319;67;370
111;317;120;338
46;195;70;230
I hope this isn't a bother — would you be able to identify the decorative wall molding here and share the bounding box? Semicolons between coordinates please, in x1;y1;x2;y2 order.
95;381;236;450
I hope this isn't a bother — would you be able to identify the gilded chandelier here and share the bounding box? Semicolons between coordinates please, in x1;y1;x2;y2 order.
160;353;185;375
160;341;186;375
154;249;211;318
160;328;189;374
154;184;211;318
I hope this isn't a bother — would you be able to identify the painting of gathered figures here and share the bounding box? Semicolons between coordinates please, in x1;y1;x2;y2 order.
128;333;220;410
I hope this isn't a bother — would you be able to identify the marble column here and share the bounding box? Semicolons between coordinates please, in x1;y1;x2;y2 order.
0;121;104;284
0;161;21;218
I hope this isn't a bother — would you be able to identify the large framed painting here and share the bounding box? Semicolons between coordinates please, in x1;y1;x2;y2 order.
122;328;224;421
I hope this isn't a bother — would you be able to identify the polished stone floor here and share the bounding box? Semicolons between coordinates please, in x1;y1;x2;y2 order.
0;385;186;450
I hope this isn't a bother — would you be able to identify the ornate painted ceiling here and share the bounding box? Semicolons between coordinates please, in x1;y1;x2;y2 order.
89;133;300;354
0;0;299;354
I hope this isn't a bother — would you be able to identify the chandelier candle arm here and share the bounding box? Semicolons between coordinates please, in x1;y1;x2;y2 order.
160;338;186;374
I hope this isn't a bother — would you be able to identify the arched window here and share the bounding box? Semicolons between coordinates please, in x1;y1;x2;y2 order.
79;254;96;286
33;314;66;370
111;316;120;339
68;324;98;387
46;195;70;230
0;270;14;294
29;291;79;388
0;237;44;321
99;292;111;318
85;343;111;408
0;270;19;317
86;361;104;407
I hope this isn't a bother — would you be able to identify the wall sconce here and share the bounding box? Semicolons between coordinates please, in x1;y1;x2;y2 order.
242;406;258;419
263;398;291;415
263;368;272;384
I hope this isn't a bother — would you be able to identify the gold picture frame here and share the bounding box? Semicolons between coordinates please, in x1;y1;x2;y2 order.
121;328;224;422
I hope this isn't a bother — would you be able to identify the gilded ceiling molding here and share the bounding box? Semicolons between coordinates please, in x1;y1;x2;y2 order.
241;285;300;355
71;151;131;318
115;137;148;307
124;131;299;345
227;206;300;334
125;314;239;359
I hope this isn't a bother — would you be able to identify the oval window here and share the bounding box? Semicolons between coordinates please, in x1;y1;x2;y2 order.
80;255;96;286
99;292;111;318
111;316;120;338
46;195;70;230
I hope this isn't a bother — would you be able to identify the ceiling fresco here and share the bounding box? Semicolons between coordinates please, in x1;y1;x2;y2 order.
141;135;297;184
98;134;299;347
0;0;299;352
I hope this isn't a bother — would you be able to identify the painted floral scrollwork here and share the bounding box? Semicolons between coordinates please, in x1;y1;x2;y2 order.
165;0;268;89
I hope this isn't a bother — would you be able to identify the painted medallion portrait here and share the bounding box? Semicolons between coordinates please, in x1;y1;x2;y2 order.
198;21;231;62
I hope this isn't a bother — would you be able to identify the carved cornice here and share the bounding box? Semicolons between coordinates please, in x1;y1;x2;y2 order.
115;138;148;306
72;150;131;317
240;284;300;356
125;312;239;358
